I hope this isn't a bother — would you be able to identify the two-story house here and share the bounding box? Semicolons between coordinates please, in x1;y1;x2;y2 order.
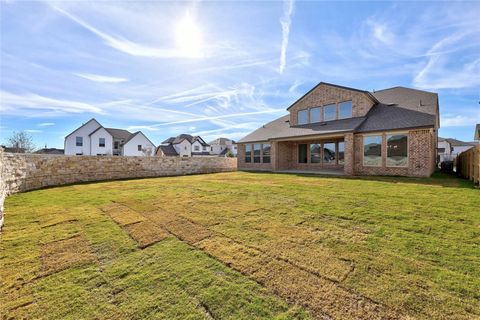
64;119;156;156
237;82;439;177
209;138;237;156
156;134;210;157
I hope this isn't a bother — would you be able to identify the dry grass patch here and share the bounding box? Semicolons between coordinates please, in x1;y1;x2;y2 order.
40;234;96;276
100;202;145;226
124;221;170;249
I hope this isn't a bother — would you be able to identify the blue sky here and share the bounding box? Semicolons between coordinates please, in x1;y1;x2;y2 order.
1;0;479;149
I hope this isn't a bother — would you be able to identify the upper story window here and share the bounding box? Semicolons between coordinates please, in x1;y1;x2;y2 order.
298;109;308;125
138;145;142;151
310;107;321;123
323;104;336;121
363;135;382;166
76;136;83;147
387;134;408;167
99;138;105;147
339;101;353;119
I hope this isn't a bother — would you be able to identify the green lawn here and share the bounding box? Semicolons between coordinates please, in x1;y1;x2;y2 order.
1;172;479;319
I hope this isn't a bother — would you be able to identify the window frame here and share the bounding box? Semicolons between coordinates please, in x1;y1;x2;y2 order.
338;101;353;119
245;144;252;163
310;143;321;163
298;144;308;163
99;137;105;148
76;136;83;147
338;141;345;165
323;103;337;121
386;133;409;168
297;109;309;125
137;144;142;151
253;143;261;163
262;143;271;163
363;134;383;167
323;142;337;164
194;145;200;152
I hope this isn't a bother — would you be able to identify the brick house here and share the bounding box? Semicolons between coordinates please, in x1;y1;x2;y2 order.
237;82;439;177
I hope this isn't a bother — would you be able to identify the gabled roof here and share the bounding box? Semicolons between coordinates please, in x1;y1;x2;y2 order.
444;138;477;147
286;82;379;111
156;144;178;156
105;128;133;141
209;137;235;145
162;134;209;146
371;86;438;118
238;115;366;143
356;104;436;133
123;131;156;147
65;118;101;139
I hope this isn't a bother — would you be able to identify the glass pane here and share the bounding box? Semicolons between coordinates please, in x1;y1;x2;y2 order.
245;144;252;162
254;144;261;162
99;138;105;147
262;144;271;156
245;144;251;152
324;104;336;121
363;136;382;166
323;143;336;163
310;107;321;123
76;136;83;146
338;142;345;164
310;144;321;163
298;144;307;163
387;134;408;167
298;110;308;125
263;156;271;163
339;101;352;119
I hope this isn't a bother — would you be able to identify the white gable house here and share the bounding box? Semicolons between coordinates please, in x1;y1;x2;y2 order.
64;119;155;156
156;134;210;157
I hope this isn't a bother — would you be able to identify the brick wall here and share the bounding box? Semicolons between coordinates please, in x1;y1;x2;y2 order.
0;151;237;229
289;84;375;126
353;129;434;177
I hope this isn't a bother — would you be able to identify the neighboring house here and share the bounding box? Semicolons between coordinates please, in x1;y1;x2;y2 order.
64;119;155;156
237;82;439;177
438;137;477;163
209;138;237;156
34;147;64;155
156;134;210;157
475;124;480;142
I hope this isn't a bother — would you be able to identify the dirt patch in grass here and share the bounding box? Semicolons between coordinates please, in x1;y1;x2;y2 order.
100;202;145;226
124;221;170;249
40;234;96;276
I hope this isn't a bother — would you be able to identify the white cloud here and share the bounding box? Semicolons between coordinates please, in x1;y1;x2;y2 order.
74;73;128;83
279;0;294;73
38;122;54;127
366;18;395;45
25;129;42;133
0;91;103;115
441;112;480;127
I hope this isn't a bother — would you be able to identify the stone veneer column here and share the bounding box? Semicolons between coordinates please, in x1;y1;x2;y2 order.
344;133;354;175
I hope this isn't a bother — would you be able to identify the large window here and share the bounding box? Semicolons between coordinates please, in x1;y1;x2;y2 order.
245;144;252;163
99;138;105;147
298;144;308;163
310;144;321;163
76;136;83;147
310;107;321;123
338;142;345;164
114;141;119;149
323;143;336;163
262;144;271;163
387;134;408;167
298;110;308;125
253;144;261;163
323;104;336;121
363;135;382;166
339;101;353;119
137;145;142;151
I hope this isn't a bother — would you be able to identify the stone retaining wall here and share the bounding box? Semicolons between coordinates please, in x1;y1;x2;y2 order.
0;149;237;229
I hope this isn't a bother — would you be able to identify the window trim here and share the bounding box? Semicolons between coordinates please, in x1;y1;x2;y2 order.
138;144;142;151
76;136;83;147
99;137;105;148
253;143;261;163
323;142;337;165
262;143;271;163
386;132;409;168
362;134;383;167
309;107;322;124
245;144;252;163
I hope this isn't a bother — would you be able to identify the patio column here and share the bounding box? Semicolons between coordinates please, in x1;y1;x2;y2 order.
271;141;278;171
344;133;354;175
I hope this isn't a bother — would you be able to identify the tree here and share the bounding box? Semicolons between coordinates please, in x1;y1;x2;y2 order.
6;131;36;153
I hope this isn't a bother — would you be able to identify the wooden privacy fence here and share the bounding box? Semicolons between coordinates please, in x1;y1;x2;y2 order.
456;145;480;185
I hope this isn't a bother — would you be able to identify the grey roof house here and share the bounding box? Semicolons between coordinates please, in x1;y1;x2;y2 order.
156;134;210;157
237;82;439;177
